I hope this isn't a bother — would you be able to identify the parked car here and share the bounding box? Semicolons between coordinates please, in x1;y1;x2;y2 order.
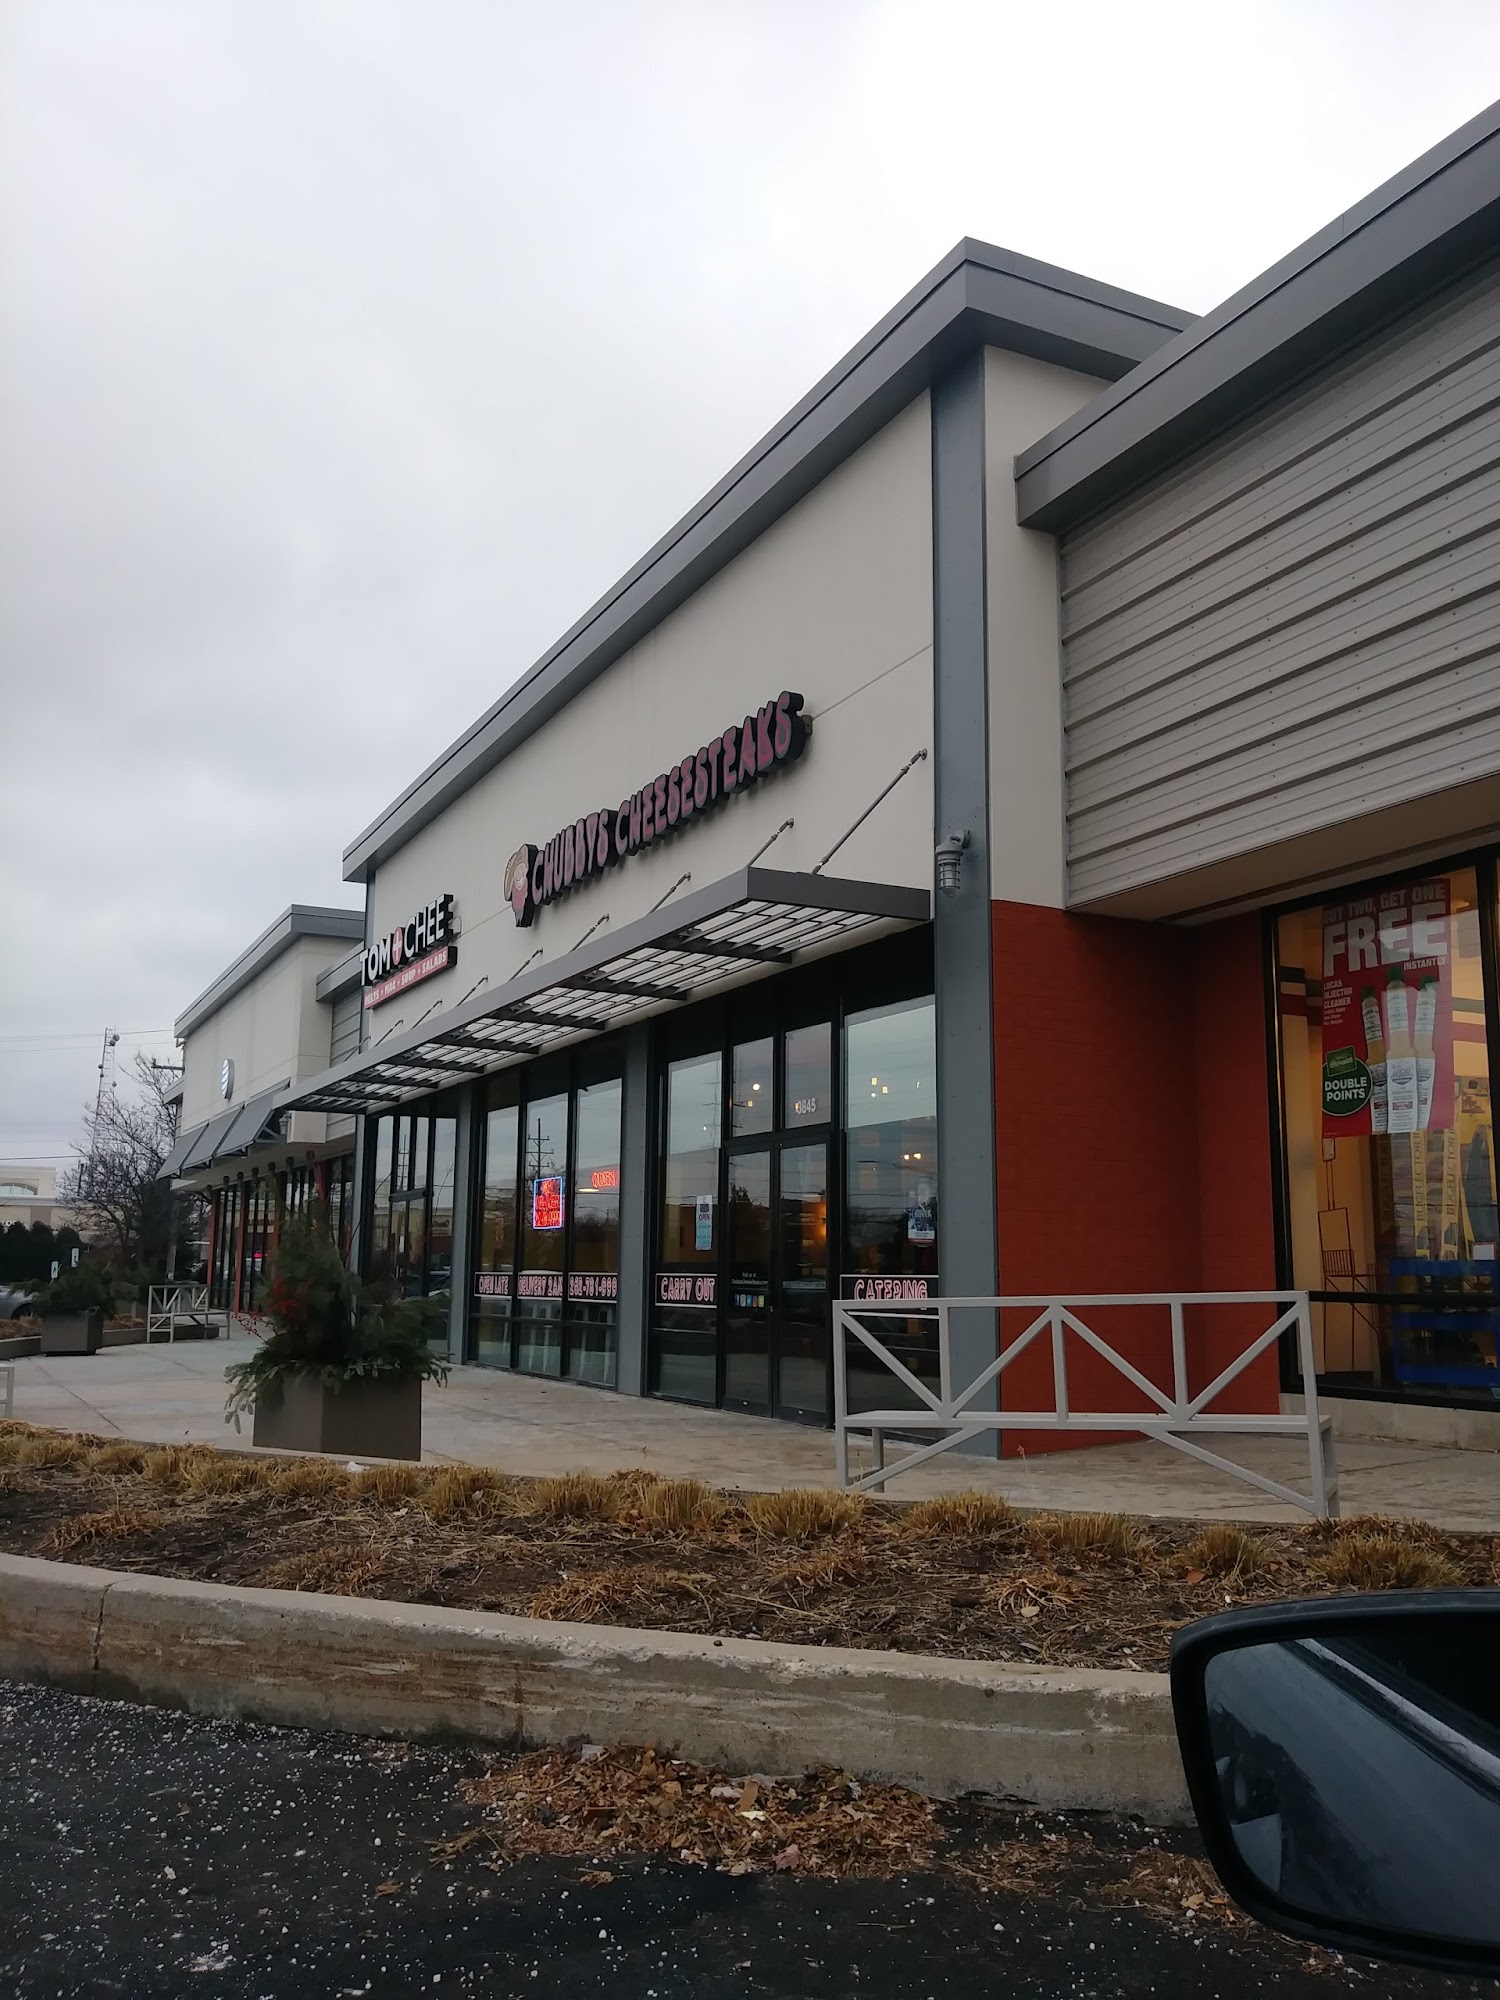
0;1284;38;1320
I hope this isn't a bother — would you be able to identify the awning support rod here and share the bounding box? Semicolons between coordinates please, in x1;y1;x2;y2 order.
812;751;927;875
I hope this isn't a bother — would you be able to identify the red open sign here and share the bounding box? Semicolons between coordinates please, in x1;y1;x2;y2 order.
531;1175;565;1231
589;1167;620;1190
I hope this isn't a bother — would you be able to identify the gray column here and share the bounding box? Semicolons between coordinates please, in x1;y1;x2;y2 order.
614;1022;651;1395
348;1117;370;1279
446;1088;476;1360
931;353;999;1453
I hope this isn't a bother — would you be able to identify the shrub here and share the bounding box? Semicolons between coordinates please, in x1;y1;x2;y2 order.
1315;1532;1460;1591
87;1441;151;1476
357;1462;430;1505
223;1208;448;1423
1183;1523;1265;1580
419;1465;517;1522
181;1454;264;1497
899;1490;1015;1538
32;1265;116;1320
139;1445;207;1491
744;1488;867;1540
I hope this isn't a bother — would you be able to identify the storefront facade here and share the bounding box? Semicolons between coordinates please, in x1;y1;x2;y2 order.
163;905;366;1311
175;100;1500;1443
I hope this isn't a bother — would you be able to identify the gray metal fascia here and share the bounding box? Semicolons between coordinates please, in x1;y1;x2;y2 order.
174;905;365;1041
278;867;932;1113
340;246;1190;885
314;946;366;1004
1015;96;1500;531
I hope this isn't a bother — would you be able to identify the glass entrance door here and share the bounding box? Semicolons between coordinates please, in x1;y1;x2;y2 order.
777;1138;829;1420
724;1146;773;1410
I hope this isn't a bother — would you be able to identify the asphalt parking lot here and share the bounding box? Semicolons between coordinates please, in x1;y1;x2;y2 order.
0;1683;1494;1999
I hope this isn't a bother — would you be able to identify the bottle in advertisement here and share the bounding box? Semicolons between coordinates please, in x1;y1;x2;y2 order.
1360;986;1388;1135
1414;974;1439;1130
1383;969;1419;1135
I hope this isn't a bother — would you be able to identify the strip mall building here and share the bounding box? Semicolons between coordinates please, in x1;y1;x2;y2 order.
165;103;1500;1449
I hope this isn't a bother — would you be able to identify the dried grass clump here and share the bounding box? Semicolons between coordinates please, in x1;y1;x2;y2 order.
38;1506;167;1555
356;1462;429;1505
899;1490;1014;1538
254;1543;387;1596
419;1464;516;1522
139;1444;209;1492
8;1433;90;1470
526;1564;709;1624
526;1471;625;1522
86;1441;151;1476
744;1488;867;1541
1315;1531;1460;1591
1182;1523;1265;1580
268;1457;356;1503
1027;1510;1145;1559
181;1454;264;1497
632;1476;727;1534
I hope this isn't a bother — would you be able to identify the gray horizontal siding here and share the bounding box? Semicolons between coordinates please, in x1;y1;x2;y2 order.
329;990;362;1066
1060;257;1500;904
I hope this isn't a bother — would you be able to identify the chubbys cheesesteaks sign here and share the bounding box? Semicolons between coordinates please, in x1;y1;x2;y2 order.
503;691;808;928
362;893;457;1009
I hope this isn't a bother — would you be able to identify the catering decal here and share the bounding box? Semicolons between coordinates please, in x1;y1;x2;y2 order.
502;691;808;927
1320;879;1453;1136
362;893;457;1009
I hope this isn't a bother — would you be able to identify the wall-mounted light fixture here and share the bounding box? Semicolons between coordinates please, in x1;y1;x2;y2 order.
934;829;970;897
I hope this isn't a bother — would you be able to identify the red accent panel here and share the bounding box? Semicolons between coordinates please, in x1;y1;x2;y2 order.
992;903;1278;1455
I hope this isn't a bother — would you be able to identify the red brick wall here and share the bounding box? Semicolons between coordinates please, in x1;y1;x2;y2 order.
990;902;1279;1454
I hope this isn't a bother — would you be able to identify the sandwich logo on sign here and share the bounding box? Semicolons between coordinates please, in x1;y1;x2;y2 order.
502;690;808;928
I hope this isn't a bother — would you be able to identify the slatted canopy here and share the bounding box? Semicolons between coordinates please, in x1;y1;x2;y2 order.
279;868;929;1118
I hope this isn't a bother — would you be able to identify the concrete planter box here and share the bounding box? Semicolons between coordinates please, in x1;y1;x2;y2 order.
251;1373;422;1461
0;1333;41;1362
39;1313;104;1357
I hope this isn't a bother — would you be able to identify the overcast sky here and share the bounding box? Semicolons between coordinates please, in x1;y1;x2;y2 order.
3;0;1499;1168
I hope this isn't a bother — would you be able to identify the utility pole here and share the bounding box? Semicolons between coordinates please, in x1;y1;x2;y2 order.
88;1030;119;1198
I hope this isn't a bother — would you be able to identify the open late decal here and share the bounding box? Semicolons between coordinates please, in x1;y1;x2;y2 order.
502;691;808;927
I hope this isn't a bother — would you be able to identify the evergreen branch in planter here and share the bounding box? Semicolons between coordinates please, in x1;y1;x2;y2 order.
32;1265;117;1319
224;1207;449;1424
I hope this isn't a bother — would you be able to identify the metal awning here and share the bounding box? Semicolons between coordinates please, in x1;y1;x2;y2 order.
281;867;929;1117
160;1086;290;1180
159;1122;209;1179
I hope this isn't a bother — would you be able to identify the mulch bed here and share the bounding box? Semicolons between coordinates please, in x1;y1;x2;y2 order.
1;1422;1496;1672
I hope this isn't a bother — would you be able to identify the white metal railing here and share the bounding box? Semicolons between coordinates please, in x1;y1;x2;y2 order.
833;1291;1339;1518
146;1284;210;1337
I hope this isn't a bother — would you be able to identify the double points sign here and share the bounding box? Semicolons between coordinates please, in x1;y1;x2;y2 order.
503;690;808;928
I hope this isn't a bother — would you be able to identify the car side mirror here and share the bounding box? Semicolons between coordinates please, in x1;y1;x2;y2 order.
1170;1593;1500;1979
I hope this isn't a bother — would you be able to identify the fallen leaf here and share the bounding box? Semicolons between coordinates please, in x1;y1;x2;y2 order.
579;1870;614;1886
1184;1570;1206;1585
736;1780;759;1812
375;1881;401;1897
773;1844;801;1872
662;1780;682;1799
1019;1603;1040;1620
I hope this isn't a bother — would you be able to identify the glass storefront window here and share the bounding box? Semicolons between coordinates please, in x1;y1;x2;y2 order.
474;1083;519;1369
427;1117;457;1305
783;1023;831;1127
661;1053;722;1265
1276;864;1499;1402
843;997;938;1279
568;1077;621;1386
517;1090;568;1375
731;1038;773;1136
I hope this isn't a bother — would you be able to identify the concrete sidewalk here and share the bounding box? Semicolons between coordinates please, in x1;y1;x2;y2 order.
6;1337;1498;1530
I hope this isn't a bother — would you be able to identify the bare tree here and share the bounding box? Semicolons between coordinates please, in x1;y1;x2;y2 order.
58;1053;180;1271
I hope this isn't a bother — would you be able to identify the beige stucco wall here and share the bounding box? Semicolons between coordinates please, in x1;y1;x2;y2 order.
364;395;935;1010
180;936;348;1134
984;348;1111;908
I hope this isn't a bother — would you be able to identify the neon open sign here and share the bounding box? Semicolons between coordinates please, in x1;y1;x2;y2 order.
531;1176;565;1231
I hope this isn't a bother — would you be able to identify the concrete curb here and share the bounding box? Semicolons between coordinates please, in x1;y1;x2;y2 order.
0;1554;1189;1822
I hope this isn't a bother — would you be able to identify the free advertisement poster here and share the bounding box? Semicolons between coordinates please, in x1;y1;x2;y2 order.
1321;879;1453;1137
